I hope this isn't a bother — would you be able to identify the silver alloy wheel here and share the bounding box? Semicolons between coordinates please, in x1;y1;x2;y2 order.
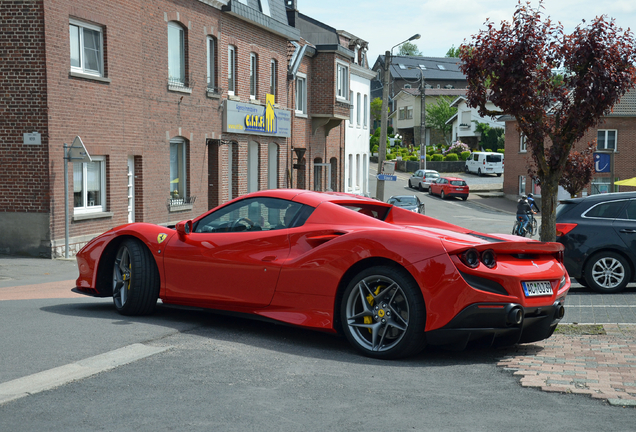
113;245;131;309
591;256;625;289
344;275;409;353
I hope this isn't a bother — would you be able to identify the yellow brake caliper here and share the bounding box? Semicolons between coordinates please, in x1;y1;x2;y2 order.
364;286;384;330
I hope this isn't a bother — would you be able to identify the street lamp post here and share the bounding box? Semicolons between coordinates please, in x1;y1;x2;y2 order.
375;33;420;201
408;66;426;170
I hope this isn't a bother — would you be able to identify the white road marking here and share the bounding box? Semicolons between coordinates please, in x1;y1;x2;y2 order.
0;343;170;405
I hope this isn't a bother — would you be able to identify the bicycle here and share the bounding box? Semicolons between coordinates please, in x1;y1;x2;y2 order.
512;213;537;237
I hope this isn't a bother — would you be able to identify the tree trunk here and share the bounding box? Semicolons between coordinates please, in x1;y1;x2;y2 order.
539;174;560;242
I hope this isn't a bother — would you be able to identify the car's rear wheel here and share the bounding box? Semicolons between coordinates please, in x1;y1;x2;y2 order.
112;238;160;315
461;196;467;201
478;168;482;177
418;182;424;192
340;266;426;359
584;251;631;294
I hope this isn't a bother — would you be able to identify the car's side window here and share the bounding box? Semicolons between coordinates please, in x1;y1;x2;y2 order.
620;200;636;220
584;200;627;219
194;198;312;233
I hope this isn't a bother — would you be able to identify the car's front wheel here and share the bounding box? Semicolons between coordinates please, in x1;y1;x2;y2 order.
440;190;446;200
584;251;632;294
340;266;426;359
112;238;160;315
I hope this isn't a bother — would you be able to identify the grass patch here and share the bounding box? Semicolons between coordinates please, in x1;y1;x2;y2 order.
554;324;606;335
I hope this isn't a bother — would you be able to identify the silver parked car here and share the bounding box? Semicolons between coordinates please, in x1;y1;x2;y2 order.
387;195;425;214
408;169;440;191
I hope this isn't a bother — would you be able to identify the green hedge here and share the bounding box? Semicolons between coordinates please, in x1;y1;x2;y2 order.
444;153;459;161
460;151;471;161
431;153;444;161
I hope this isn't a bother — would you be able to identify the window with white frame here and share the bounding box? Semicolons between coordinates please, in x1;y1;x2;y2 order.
336;62;349;100
356;93;361;125
170;139;187;199
349;91;354;125
518;175;526;195
407;106;413;120
207;36;217;91
520;134;527;152
228;45;236;95
399;107;405;120
270;59;277;97
260;0;271;16
363;94;368;128
250;53;258;99
597;130;617;151
295;72;306;115
167;22;185;85
69;19;104;76
74;157;106;213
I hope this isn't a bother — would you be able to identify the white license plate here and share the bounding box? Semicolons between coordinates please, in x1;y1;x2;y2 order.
523;281;553;297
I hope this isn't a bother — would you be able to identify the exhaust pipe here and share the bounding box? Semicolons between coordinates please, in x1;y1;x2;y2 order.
507;307;523;326
555;303;565;320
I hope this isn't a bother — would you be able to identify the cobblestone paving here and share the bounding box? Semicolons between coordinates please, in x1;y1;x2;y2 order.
498;325;636;407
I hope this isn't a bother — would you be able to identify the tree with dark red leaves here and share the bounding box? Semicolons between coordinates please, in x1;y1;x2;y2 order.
559;142;595;198
459;1;636;241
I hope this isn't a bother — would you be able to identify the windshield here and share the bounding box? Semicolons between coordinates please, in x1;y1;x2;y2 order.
388;196;418;206
486;154;502;163
555;202;577;219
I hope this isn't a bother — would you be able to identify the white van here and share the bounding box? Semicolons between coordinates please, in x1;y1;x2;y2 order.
465;152;504;177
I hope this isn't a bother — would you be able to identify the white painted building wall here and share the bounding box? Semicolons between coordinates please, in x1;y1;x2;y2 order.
345;64;375;196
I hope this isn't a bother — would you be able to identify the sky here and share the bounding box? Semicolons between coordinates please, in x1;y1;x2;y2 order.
298;0;636;62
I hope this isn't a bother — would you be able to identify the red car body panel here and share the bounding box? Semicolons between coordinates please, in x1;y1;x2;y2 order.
75;189;570;347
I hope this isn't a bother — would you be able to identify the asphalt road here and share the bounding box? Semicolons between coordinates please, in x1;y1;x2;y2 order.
1;296;635;431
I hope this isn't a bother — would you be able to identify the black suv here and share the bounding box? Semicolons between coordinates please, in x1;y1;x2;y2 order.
556;192;636;293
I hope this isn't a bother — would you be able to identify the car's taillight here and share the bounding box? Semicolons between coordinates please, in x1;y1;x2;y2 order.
459;248;497;269
460;248;480;268
481;249;497;268
555;223;577;237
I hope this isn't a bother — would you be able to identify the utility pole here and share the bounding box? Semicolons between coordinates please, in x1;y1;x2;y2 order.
418;70;426;170
376;50;391;201
375;34;420;201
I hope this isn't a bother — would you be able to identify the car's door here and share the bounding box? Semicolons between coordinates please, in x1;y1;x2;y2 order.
613;199;636;259
433;178;446;195
162;197;306;308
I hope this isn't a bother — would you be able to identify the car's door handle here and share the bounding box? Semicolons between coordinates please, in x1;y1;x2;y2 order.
261;255;277;262
619;229;636;234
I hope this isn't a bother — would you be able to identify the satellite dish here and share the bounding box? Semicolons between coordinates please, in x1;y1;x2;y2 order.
67;136;92;163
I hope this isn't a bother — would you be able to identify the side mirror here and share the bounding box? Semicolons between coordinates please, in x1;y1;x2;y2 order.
175;220;192;238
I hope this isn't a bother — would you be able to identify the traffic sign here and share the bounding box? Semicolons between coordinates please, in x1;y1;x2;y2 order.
377;174;397;181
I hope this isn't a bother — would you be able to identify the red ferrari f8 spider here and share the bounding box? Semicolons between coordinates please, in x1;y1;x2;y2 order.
74;189;570;359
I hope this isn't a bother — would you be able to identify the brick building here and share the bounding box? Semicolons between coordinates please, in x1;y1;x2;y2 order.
1;0;358;257
502;89;636;201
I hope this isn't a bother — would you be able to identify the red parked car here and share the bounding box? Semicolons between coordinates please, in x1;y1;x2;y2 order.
429;177;469;200
74;189;568;359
